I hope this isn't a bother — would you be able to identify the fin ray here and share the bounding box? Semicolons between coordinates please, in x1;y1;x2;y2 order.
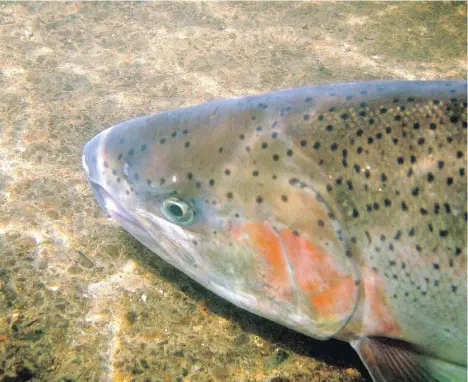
352;336;467;382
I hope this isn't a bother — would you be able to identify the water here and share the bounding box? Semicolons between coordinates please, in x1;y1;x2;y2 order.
0;2;466;381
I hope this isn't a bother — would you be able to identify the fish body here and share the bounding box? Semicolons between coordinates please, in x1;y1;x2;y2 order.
83;81;467;381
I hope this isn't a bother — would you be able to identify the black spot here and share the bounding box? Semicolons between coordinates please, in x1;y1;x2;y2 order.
313;141;320;149
429;123;437;130
224;169;231;175
329;107;336;112
341;113;349;120
384;199;391;207
367;137;374;144
335;177;343;185
252;170;259;177
317;219;324;227
318;115;324;121
427;173;434;182
256;196;263;204
183;129;189;135
413;122;420;130
187;172;193;180
209;179;215;186
459;168;465;176
364;170;370;179
380;173;387;182
128;148;135;156
386;127;392;134
357;146;363;154
303;114;310;121
171;131;177;138
401;201;408;211
272;132;278;139
352;208;359;218
417;137;425;145
226;192;233;199
330;143;338;151
218;147;223;153
196;181;201;189
439;230;449;237
272;154;280;161
407;168;413;177
326;124;333;132
456;151;463;158
380;108;387;114
420;208;428;215
133;173;139;181
411;187;419;196
408;227;415;236
239;134;245;140
261;142;268;149
160;138;166;144
397;156;404;164
437;160;445;169
300;140;307;147
305;97;313;102
256;126;263;131
184;141;190;148
376;132;383;139
394;230;402;240
359;111;366;117
281;195;288;202
450;115;459;123
354;164;361;173
287;149;293;157
407;97;414;102
446;177;454;186
394;115;402;121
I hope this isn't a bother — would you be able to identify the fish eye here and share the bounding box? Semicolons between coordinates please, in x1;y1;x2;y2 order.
161;197;195;225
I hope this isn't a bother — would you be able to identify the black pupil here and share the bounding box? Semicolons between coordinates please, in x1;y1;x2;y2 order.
169;203;184;218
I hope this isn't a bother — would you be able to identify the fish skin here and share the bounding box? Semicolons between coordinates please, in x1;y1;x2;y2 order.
83;81;467;381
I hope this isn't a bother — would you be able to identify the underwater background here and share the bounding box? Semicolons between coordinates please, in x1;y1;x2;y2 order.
0;2;466;381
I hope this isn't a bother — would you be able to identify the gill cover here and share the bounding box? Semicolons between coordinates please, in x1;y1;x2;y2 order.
231;181;360;340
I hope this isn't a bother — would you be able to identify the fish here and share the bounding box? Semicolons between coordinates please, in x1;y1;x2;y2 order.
82;81;467;382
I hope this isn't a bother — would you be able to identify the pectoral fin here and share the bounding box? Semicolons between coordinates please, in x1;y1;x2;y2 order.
351;336;467;382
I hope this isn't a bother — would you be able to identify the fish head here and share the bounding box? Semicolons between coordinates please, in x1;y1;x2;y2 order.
83;97;359;340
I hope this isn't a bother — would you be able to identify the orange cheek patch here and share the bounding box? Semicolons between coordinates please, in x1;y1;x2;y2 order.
231;223;356;322
279;229;355;319
231;222;293;301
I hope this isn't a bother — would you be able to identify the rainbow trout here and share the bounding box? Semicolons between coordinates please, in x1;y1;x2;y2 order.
83;81;467;381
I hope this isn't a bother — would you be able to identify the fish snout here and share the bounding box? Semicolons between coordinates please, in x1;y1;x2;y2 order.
82;129;108;180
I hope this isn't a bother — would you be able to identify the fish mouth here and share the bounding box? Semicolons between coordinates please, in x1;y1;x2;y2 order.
87;180;149;239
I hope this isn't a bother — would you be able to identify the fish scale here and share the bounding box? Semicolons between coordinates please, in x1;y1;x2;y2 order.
83;81;467;382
